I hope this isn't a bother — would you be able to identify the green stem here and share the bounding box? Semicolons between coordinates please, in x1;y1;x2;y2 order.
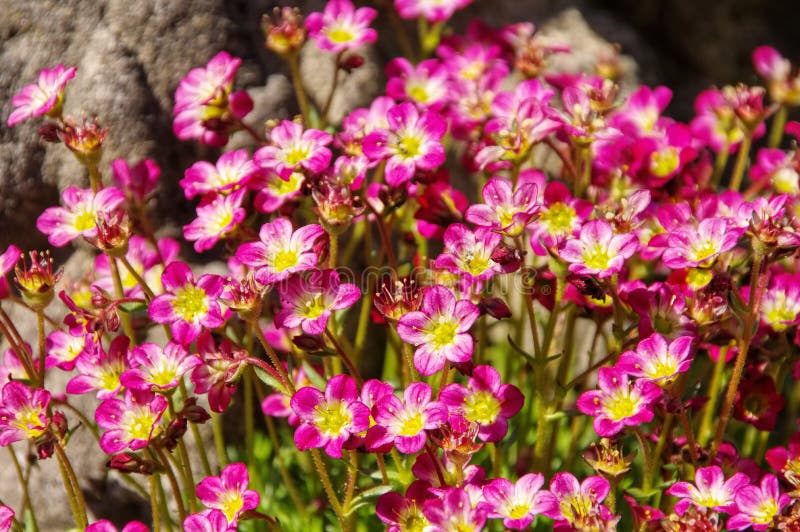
149;475;161;532
88;164;102;193
728;135;752;191
768;105;788;148
119;256;157;300
252;324;295;394
309;449;346;526
211;412;228;468
7;446;37;532
325;328;363;386
711;252;766;457
263;406;307;516
36;309;46;388
649;414;674;492
343;450;358;511
108;257;136;342
152;446;187;524
287;52;312;125
698;348;728;446
710;143;730;188
54;440;88;529
244;368;256;468
635;428;654;495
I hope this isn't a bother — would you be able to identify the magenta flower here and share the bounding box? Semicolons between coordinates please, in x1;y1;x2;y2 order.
609;85;672;136
0;347;33;388
306;0;377;54
482;473;546;530
95;389;168;453
85;520;148;532
394;0;472;23
529;181;593;255
254;120;333;180
251;169;305;213
148;262;228;345
386;58;449;109
183;510;235;532
435;224;504;283
261;365;315;425
559;219;638;279
465;175;540;236
173;51;251;147
750;148;799;194
45;330;88;371
760;272;800;332
615;334;693;386
535;473;612;528
191;332;248;414
0;382;50;446
576;366;662;437
235;218;324;285
667;465;750;515
0;245;21;300
753;46;800;106
36;186;126;247
0;506;13;532
727;474;789;530
661;217;744;269
367;382;448;453
111;158;160;204
196;462;260;524
7;64;76;126
376;482;434;531
362;102;446;186
183;188;247;252
439;365;524;442
274;270;360;335
121;341;201;392
66;335;131;399
290;374;370;458
396;285;480;376
422;487;487;531
181;149;259;199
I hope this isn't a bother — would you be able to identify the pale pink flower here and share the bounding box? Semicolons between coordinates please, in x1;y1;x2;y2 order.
7;64;76;126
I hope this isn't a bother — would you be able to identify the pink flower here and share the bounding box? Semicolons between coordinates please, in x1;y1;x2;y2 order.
727;474;789;530
435;224;504;283
667;465;750;515
45;330;88;371
66;335;131;399
290;374;370;458
394;0;472;23
173;51;251;147
661;217;744;269
559;219;638;279
422;487;487;531
274;270;360;335
367;382;448;453
615;334;693;385
7;64;76;126
36;186;126;247
85;520;148;532
251;169;306;213
1;347;34;388
0;382;50;446
482;473;546;530
529;181;592;255
306;0;377;54
181;150;259;199
0;245;21;300
759;272;800;332
362;102;446;186
386;58;449;109
465;174;540;236
0;506;13;532
753;46;800;106
235;218;324;285
183;510;235;532
750;148;799;194
111;158;160;204
609;85;672;136
196;462;260;524
396;285;479;376
191;332;249;413
376;482;434;531
261;365;315;425
576;366;662;437
439;365;524;442
254;121;333;180
183;188;247;252
121;341;201;392
535;473;613;528
148;262;228;345
95;389;168;453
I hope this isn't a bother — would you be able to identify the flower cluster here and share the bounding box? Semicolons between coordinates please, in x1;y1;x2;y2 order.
5;1;800;531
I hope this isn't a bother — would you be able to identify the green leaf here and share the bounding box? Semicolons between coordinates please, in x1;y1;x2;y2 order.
344;485;394;516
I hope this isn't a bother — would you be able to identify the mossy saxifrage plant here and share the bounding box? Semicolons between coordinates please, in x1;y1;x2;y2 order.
3;0;800;530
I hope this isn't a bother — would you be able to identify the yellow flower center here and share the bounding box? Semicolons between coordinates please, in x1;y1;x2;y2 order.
400;510;428;532
539;202;576;236
272;249;300;272
122;407;160;441
688;240;719;263
11;406;47;439
397;134;423;159
463;390;501;425
428;318;458;349
74;209;96;232
326;26;355;44
397;412;425;436
752;498;778;525
581;244;612;271
650;147;680;177
171;285;208;322
98;367;123;392
219;490;245;522
301;295;328;320
763;291;800;332
314;400;352;436
605;391;638;421
508;504;530;520
284;145;310;165
407;84;430;104
269;172;304;194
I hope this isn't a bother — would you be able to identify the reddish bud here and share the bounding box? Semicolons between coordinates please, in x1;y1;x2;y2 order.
291;333;326;352
478;297;512;320
491;243;525;273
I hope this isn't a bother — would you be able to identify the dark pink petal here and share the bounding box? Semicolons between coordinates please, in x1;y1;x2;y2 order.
294;423;325;451
290;387;324;419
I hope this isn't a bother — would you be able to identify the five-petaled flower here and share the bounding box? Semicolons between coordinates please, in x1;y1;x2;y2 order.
196;462;260;524
666;465;750;515
274;270;360;335
95;389;168;454
367;381;448;453
306;0;377;54
7;64;76;127
0;382;51;446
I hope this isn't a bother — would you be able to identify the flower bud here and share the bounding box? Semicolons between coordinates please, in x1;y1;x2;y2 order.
477;297;512;320
263;7;306;56
59;117;107;168
291;333;326;352
15;251;62;310
180;397;211;424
